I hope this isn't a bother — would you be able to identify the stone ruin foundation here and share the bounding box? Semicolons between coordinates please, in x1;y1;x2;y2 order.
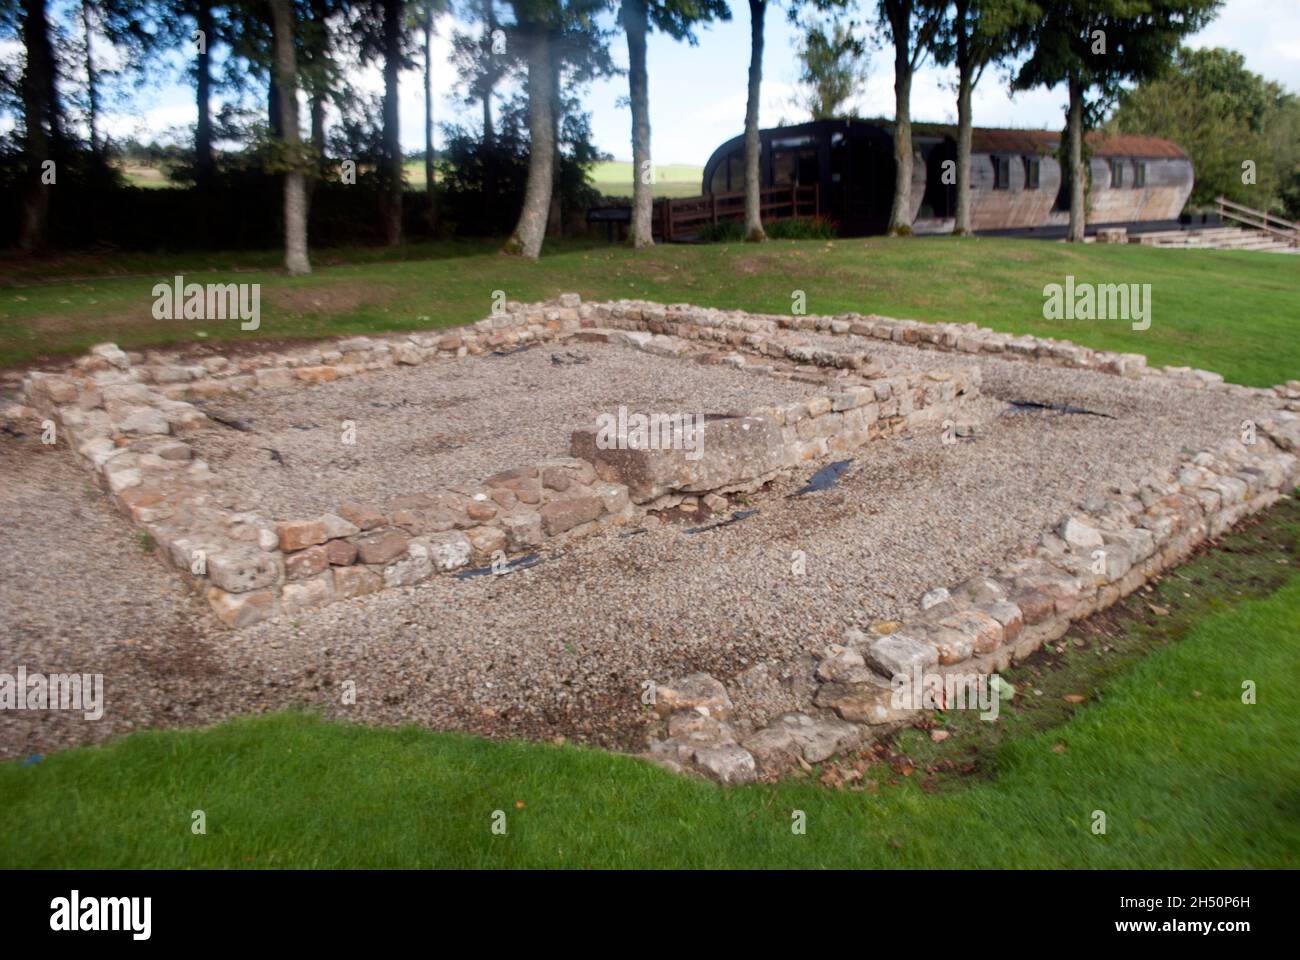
13;295;1300;784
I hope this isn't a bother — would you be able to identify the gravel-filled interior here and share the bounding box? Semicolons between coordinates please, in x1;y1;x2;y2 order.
2;328;1284;760
187;342;815;519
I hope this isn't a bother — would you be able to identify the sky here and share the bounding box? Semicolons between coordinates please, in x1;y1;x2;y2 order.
22;0;1300;167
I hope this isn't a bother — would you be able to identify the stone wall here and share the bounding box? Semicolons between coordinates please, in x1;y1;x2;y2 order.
15;295;979;628
13;294;1300;783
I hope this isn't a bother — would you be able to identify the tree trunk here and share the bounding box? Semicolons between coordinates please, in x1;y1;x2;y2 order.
743;0;766;242
625;0;653;248
268;73;283;138
269;0;310;274
310;94;326;168
19;0;57;252
194;1;215;188
1067;73;1086;243
81;0;106;179
381;0;403;246
482;0;496;146
954;63;973;235
424;12;435;201
887;2;913;234
307;0;329;175
547;37;562;239
503;20;554;258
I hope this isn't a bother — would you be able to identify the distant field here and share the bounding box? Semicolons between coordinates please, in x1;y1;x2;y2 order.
118;159;702;199
118;164;179;189
589;160;704;199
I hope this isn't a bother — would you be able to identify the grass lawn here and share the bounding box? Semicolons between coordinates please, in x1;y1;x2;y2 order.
2;236;1297;386
3;497;1297;869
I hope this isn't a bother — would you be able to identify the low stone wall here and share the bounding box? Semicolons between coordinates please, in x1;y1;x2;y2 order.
11;294;1300;782
14;295;979;629
640;413;1300;783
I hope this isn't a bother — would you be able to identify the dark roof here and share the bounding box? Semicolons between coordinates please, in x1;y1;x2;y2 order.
837;118;1187;159
967;127;1187;159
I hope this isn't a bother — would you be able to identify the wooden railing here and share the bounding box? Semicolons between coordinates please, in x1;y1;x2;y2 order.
655;184;819;241
1214;196;1300;245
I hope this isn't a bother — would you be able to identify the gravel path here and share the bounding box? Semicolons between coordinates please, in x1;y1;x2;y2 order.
0;341;1280;760
188;343;813;520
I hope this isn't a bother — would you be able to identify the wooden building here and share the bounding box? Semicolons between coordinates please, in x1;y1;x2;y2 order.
699;119;1194;237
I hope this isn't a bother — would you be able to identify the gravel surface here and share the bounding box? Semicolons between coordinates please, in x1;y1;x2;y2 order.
0;435;221;761
187;343;814;520
0;340;1280;760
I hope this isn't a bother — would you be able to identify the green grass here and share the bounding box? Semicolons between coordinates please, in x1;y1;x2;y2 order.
3;498;1297;869
2;236;1297;385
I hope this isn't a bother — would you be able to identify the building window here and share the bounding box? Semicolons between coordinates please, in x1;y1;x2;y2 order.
1133;161;1146;188
992;155;1011;190
1023;157;1040;190
1109;158;1124;188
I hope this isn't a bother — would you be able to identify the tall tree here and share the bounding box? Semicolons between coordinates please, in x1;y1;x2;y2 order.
18;0;63;252
878;0;942;235
194;1;217;188
380;0;406;245
1011;0;1221;242
301;0;346;177
622;0;652;246
742;0;766;241
452;0;509;146
794;15;869;120
502;0;612;257
418;1;441;202
934;0;1015;234
79;0;104;175
269;0;311;273
620;0;728;248
502;0;557;257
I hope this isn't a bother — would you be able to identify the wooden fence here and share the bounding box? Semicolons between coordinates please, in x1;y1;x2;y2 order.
654;184;819;241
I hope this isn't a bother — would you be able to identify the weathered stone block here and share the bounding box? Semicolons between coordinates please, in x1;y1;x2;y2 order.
866;631;938;678
353;528;410;564
206;586;279;628
281;572;334;614
276;518;329;552
325;538;358;566
654;673;732;720
539;496;604;536
424;530;472;571
285;544;329;580
571;415;784;503
338;501;385;530
208;549;282;593
333;565;382;599
500;512;543;551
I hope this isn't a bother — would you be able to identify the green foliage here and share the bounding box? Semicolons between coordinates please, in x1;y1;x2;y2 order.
696;219;746;242
1110;46;1300;217
764;215;839;239
793;17;870;120
1009;0;1223;126
701;217;840;241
